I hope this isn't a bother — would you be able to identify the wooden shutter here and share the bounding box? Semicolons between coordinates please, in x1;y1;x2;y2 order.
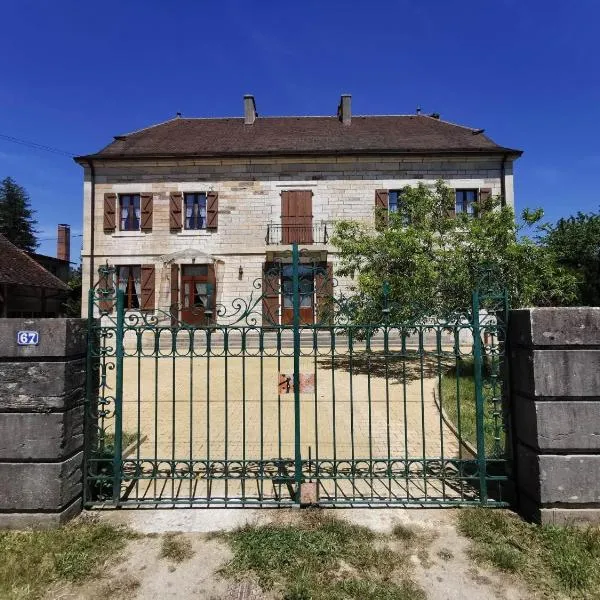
170;263;179;325
206;191;218;229
262;262;279;326
140;265;155;311
140;193;153;231
375;189;388;229
206;263;216;323
170;192;183;230
477;188;492;216
281;190;313;244
315;262;334;324
97;270;115;313
103;193;116;232
446;189;456;219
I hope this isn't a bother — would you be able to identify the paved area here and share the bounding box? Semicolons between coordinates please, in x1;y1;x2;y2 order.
101;350;466;502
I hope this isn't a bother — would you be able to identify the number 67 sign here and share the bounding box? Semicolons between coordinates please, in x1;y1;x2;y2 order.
17;331;39;346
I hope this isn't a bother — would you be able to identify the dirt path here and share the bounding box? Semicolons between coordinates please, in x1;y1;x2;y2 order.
48;509;527;600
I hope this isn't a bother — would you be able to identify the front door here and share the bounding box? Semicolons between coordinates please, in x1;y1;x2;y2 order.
180;264;215;325
281;264;314;325
281;190;313;244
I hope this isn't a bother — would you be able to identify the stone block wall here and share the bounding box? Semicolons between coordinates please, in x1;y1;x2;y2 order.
509;308;600;525
0;319;89;528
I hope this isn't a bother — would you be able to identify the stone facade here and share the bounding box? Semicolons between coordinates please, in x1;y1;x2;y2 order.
0;318;89;528
509;307;600;525
81;154;515;321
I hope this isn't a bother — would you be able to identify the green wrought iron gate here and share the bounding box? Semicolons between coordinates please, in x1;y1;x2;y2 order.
84;245;511;507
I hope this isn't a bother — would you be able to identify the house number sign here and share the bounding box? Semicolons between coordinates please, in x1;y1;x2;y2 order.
17;330;39;346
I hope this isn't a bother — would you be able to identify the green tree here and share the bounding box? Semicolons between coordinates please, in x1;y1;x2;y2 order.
63;267;82;317
541;211;600;306
0;176;38;252
331;181;578;321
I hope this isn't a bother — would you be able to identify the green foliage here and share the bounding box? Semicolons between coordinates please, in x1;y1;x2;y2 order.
458;508;600;598
541;210;600;306
63;267;83;316
0;520;132;600
332;181;578;320
0;176;38;253
220;511;426;600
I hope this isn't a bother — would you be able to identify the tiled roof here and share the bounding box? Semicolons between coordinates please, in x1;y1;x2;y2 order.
76;115;522;161
0;234;69;290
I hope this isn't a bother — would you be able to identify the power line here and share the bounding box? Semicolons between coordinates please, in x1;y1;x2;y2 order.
0;133;75;157
37;233;84;241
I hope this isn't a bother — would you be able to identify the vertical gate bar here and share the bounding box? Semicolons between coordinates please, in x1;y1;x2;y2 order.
242;329;247;501
277;327;282;501
292;243;302;500
384;322;391;497
348;327;355;493
331;321;337;503
472;289;488;503
419;328;427;499
259;327;264;502
401;328;409;496
189;329;194;504
171;324;176;501
455;333;464;499
224;328;229;502
83;288;95;506
112;288;124;504
136;327;141;502
154;329;159;501
313;327;319;479
206;330;211;501
366;327;373;499
435;325;446;500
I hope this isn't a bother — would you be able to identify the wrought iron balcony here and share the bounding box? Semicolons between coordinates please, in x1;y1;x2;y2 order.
265;222;330;245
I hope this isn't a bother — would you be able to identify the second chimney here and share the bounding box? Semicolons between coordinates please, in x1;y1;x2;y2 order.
337;94;352;125
244;94;257;125
57;224;70;263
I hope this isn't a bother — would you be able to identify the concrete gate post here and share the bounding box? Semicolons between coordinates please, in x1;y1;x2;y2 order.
0;318;91;528
509;308;600;525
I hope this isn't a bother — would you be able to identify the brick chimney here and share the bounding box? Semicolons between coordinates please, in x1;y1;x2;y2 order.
244;94;257;125
57;224;70;263
337;94;352;125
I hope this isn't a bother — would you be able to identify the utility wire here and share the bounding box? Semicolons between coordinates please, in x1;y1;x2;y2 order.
0;133;76;157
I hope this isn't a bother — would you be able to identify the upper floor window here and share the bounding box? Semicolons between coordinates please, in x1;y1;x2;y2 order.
455;189;478;216
120;194;141;231
116;265;141;309
184;193;207;230
388;190;402;213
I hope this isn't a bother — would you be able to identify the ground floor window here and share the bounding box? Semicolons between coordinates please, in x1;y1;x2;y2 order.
117;265;141;309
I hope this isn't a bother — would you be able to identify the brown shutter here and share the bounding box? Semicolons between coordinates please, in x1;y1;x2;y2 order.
206;263;216;324
446;189;456;219
316;262;334;324
375;189;388;229
140;265;155;311
170;264;179;325
103;193;116;232
140;193;153;231
478;188;492;216
170;192;183;230
97;269;115;313
206;191;218;229
262;262;279;326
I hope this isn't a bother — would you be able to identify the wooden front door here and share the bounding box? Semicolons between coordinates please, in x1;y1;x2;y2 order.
281;264;314;325
281;190;313;244
180;264;216;325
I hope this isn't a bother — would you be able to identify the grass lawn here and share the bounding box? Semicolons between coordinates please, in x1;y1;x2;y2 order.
0;518;134;600
458;508;600;599
219;510;427;600
440;359;505;457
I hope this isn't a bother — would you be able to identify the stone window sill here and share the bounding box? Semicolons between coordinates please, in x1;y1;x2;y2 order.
111;231;147;238
176;230;213;237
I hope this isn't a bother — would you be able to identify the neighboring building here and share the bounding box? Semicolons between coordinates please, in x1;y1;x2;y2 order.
30;224;72;283
0;234;69;317
75;95;522;324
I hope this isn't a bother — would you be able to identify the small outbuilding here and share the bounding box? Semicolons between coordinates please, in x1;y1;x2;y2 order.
0;234;69;317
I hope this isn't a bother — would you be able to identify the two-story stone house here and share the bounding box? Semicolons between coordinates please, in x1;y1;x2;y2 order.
75;95;521;324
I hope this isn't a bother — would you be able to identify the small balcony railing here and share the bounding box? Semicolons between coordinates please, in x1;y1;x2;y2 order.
265;222;330;245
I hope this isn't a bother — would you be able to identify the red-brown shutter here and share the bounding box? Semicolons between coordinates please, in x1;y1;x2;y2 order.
170;264;179;325
140;193;153;231
446;189;456;219
206;191;218;229
262;262;279;326
140;265;155;311
375;189;389;229
97;269;115;313
103;193;116;232
315;262;334;324
281;190;313;244
170;192;183;230
478;188;492;217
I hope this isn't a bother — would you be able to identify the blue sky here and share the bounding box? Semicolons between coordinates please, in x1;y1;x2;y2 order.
0;0;598;260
